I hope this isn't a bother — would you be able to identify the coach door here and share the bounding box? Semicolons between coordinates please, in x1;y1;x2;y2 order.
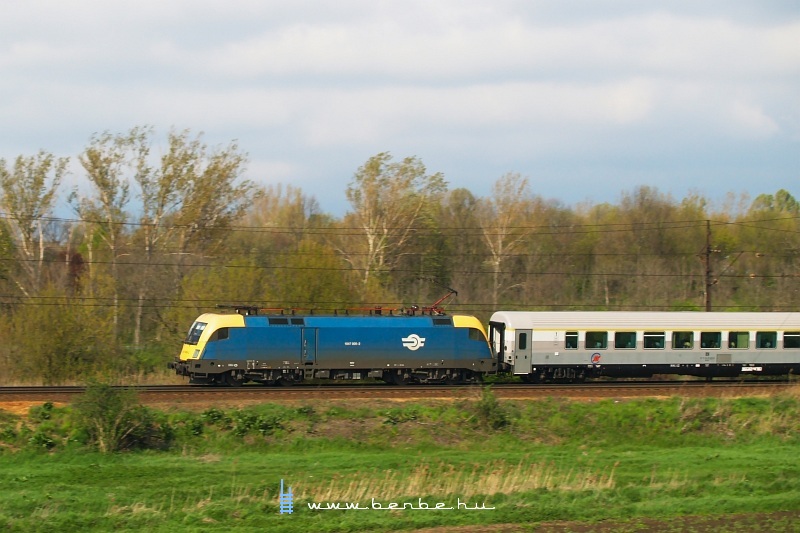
302;328;317;365
514;329;533;374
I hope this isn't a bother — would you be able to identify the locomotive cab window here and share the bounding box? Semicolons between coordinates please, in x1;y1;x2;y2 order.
614;332;636;349
185;322;207;345
757;331;777;349
565;331;578;349
644;331;665;349
700;332;721;349
673;331;693;349
728;331;749;349
784;332;800;349
586;331;607;349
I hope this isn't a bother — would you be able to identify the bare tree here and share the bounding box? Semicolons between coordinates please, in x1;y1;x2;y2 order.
339;152;446;292
0;151;68;296
476;173;534;307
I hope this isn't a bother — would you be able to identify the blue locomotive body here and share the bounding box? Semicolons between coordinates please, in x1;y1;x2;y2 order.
172;312;495;385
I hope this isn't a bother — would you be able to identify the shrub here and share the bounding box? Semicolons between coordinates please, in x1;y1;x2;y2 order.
71;381;171;452
473;386;511;430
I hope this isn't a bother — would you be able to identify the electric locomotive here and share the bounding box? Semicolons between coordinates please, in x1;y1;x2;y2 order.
170;306;496;385
489;311;800;382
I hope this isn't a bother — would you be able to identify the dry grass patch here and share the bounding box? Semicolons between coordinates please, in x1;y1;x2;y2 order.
301;459;617;502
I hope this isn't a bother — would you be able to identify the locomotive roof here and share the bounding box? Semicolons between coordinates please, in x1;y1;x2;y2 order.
240;313;458;326
489;311;800;330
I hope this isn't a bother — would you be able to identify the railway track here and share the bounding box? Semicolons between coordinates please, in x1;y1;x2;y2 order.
0;380;794;405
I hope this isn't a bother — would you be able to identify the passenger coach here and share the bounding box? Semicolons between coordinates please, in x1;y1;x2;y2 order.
489;311;800;382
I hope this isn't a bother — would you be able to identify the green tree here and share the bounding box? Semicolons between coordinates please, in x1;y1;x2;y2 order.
72;130;137;335
271;239;353;309
436;188;486;308
168;131;256;256
9;286;116;384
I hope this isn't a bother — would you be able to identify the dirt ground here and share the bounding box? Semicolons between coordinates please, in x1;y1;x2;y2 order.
415;511;800;532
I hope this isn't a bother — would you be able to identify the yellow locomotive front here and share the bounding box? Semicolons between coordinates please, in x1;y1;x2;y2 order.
170;313;245;375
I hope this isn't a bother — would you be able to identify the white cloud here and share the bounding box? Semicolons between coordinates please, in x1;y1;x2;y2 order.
0;1;797;214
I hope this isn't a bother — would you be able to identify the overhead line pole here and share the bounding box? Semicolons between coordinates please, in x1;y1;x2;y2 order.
704;219;713;312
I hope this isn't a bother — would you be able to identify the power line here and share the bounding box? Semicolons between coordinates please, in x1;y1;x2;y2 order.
2;212;800;236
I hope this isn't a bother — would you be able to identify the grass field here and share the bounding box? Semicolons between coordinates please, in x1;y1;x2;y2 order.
1;388;800;531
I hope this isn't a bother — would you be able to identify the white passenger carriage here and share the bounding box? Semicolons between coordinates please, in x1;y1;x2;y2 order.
488;311;800;382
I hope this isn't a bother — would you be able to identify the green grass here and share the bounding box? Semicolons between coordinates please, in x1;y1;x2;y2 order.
1;390;800;531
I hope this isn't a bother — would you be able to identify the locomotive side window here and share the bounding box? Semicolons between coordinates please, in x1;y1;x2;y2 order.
565;331;578;349
185;322;207;344
756;331;777;349
673;331;693;349
586;331;607;349
783;332;800;349
700;332;721;349
209;327;229;341
728;331;749;349
643;331;664;349
468;328;484;341
614;332;636;349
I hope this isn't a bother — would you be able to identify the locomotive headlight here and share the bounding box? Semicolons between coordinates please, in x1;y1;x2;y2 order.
192;349;200;359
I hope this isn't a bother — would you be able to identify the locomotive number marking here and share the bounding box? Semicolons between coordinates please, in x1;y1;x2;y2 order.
345;341;361;346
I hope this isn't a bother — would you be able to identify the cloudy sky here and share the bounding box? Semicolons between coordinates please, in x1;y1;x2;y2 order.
1;1;798;216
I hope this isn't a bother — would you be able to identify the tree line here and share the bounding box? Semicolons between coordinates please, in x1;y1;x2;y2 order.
1;126;798;383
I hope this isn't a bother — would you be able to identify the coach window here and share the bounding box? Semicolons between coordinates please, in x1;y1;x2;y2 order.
672;331;693;349
783;332;800;349
565;331;578;349
518;333;528;351
586;331;608;349
728;331;749;349
700;332;721;349
756;331;777;349
644;331;665;349
614;332;636;349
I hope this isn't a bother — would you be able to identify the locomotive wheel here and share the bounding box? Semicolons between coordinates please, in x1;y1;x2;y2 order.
444;371;463;385
225;372;244;387
276;376;295;387
386;372;409;386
